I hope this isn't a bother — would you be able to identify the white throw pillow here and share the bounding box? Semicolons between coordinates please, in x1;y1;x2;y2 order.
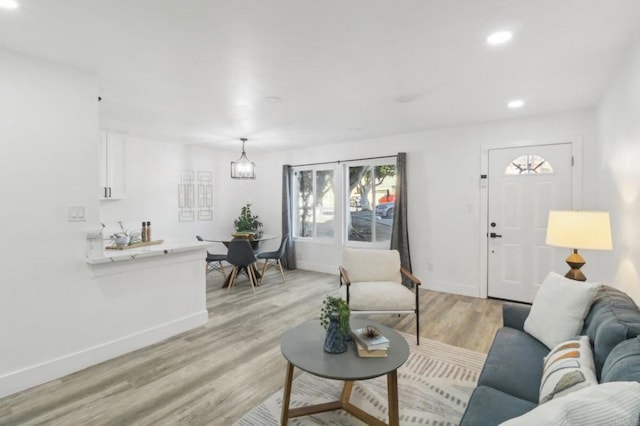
539;336;597;404
501;382;640;426
524;271;599;349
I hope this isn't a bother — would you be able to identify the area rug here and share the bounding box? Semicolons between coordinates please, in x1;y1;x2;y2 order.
235;333;486;425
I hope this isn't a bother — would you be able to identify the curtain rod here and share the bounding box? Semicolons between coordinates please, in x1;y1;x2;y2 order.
290;154;397;168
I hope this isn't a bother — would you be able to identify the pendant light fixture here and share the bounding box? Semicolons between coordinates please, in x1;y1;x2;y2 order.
230;138;256;179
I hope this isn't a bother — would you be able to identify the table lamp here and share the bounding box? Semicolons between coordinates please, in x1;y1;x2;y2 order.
545;211;612;281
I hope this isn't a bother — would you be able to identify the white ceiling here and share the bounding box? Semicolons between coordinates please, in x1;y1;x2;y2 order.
1;0;640;152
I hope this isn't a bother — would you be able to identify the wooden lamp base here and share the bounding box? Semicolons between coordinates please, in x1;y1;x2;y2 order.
564;249;587;282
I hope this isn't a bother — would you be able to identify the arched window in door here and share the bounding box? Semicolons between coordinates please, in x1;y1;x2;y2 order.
504;154;554;175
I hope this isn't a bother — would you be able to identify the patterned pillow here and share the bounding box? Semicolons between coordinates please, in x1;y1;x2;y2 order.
502;382;640;426
539;336;597;404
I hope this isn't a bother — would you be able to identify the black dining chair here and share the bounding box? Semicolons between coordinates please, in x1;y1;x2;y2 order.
196;235;227;279
257;234;288;285
226;239;259;292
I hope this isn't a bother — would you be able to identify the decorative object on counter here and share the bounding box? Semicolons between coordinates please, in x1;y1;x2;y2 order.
110;221;142;247
230;138;256;179
320;296;350;354
113;234;130;247
233;203;263;238
106;239;164;250
86;225;105;259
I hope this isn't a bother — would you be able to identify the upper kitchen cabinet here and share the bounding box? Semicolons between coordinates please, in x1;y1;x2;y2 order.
99;130;126;200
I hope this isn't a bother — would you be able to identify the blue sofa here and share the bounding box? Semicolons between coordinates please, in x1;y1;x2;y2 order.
460;285;640;425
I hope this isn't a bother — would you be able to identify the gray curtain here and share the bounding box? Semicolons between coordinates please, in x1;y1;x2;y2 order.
281;165;297;270
390;152;413;287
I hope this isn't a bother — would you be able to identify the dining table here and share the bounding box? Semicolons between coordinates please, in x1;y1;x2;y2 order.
202;234;279;288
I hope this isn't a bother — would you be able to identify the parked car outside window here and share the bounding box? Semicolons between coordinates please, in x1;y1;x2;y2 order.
376;202;394;218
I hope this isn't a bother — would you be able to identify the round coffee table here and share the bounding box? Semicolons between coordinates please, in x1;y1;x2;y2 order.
280;318;410;426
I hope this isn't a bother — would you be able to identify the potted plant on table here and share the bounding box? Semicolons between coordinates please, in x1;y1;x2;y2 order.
233;203;263;239
320;295;351;354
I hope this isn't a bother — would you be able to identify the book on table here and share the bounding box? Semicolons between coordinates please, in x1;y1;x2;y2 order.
355;340;388;358
351;326;390;351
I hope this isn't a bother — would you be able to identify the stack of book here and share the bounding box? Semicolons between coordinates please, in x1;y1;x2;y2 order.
351;326;390;357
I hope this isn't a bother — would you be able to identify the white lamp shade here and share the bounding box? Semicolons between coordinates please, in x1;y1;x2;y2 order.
545;211;612;250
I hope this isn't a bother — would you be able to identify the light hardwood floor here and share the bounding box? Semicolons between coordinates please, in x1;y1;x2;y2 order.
0;269;504;426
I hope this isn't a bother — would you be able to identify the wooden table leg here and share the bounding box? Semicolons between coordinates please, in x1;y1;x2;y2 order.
281;362;294;426
340;380;354;404
387;370;399;426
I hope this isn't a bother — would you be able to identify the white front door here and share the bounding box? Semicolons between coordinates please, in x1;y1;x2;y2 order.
487;143;573;303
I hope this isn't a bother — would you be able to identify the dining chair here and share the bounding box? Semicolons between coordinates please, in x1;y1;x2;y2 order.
256;234;288;285
196;235;227;279
339;248;422;344
226;239;259;292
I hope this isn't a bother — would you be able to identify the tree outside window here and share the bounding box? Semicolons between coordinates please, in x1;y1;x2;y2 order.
294;168;335;239
347;163;396;243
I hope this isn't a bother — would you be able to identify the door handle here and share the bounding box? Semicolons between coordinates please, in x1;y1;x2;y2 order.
489;232;502;238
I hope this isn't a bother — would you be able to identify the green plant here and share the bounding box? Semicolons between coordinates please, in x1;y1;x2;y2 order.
233;203;263;236
320;296;350;337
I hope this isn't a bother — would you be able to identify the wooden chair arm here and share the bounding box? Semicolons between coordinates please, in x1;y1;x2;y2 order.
400;266;421;285
338;266;351;286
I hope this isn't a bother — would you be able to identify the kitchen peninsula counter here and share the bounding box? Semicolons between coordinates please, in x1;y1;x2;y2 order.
86;239;210;264
78;238;210;383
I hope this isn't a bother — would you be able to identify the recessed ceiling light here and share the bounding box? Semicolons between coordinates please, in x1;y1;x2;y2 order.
0;0;18;9
487;31;513;45
508;99;525;109
264;96;282;104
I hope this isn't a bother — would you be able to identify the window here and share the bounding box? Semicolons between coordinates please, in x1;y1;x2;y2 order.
293;167;335;239
346;161;396;244
504;155;554;175
291;157;397;247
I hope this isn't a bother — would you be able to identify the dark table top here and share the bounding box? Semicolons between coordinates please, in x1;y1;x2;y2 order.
280;318;410;381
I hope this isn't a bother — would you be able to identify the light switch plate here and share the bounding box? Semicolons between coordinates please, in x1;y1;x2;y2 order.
68;206;87;222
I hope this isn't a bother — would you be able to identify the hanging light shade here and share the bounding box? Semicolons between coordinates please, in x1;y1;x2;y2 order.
230;138;256;179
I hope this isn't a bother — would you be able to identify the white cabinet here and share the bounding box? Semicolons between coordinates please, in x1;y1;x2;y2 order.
99;130;126;200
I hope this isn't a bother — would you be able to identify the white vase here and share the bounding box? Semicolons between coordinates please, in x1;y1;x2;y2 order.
114;234;130;246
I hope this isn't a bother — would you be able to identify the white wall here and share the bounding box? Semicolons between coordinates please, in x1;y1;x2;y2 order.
596;34;640;304
213;110;598;297
99;135;220;243
0;50;209;398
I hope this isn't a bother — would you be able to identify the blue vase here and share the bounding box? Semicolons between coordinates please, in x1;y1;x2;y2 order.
323;315;348;354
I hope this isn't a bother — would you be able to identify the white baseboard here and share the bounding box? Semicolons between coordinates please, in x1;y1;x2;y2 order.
422;280;481;298
296;261;338;275
0;310;208;399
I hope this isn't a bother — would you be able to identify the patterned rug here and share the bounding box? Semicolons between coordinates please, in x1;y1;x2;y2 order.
235;333;486;425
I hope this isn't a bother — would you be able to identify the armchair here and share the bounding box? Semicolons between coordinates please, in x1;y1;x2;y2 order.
339;248;421;344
